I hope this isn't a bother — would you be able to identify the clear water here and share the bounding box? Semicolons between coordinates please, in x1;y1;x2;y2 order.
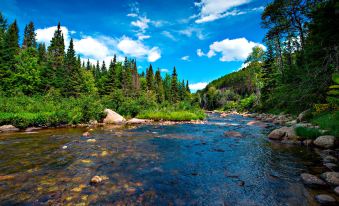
0;114;326;205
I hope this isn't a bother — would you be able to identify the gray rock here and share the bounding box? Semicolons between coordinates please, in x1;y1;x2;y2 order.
315;194;336;205
103;109;126;124
268;127;289;140
300;173;327;188
314;136;336;149
334;186;339;195
127;118;151;124
297;109;312;122
324;163;338;171
303;139;313;146
320;172;339;186
0;125;19;132
323;155;338;163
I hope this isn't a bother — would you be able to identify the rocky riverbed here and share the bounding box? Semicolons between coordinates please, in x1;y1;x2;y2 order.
0;112;338;205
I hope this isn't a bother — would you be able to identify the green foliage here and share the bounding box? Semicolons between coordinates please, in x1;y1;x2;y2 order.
295;127;322;140
311;111;339;137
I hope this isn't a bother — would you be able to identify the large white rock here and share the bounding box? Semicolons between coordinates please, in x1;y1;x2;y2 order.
314;136;336;149
0;125;19;132
103;109;126;124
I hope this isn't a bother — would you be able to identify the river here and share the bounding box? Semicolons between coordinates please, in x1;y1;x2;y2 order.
0;113;325;205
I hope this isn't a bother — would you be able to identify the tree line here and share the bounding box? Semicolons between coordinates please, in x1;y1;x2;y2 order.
198;0;338;114
0;14;191;103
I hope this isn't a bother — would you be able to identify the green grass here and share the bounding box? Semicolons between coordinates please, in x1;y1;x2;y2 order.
295;127;322;139
311;111;339;137
137;110;206;121
0;95;105;128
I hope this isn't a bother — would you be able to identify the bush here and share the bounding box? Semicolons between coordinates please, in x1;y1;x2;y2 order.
311;111;339;137
295;127;322;139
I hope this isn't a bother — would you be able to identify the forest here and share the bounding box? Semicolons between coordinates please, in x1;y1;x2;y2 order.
0;16;204;128
197;0;338;135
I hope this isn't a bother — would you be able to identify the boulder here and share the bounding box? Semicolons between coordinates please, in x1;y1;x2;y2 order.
314;136;336;149
127;118;151;124
0;125;19;132
315;194;336;205
300;173;327;188
103;109;126;124
268;127;299;140
268;127;289;140
297;109;312;122
320;172;339;186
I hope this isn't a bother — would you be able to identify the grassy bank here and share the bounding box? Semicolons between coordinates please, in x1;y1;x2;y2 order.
0;95;205;128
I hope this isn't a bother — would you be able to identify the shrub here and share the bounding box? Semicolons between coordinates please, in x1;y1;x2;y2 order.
295;127;322;139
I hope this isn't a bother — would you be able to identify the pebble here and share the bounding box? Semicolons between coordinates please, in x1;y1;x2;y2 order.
90;176;102;184
62;145;68;149
82;132;91;137
86;139;96;143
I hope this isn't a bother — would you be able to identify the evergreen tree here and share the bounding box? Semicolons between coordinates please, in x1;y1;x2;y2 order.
64;38;82;96
44;22;65;90
186;80;190;93
1;20;19;93
155;69;164;103
171;67;178;102
22;21;36;49
37;43;47;64
0;13;8;92
86;59;91;71
146;64;154;91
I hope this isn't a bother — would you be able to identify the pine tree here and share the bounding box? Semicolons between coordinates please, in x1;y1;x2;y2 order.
146;64;154;91
171;67;178;102
64;38;82;96
44;22;65;90
1;20;19;93
101;60;107;74
86;59;91;70
0;13;8;92
94;60;100;80
186;80;190;93
155;68;164;103
22;21;36;49
37;43;47;64
131;60;140;91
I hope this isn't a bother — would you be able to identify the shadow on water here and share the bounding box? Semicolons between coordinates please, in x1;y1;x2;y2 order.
0;113;323;205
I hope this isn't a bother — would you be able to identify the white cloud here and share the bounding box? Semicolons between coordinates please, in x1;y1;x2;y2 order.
74;37;109;60
137;34;151;40
197;49;205;57
161;31;176;41
36;26;70;46
160;68;169;73
131;16;150;33
200;37;265;62
179;27;206;40
127;13;138;17
181;56;190;61
117;36;161;62
194;0;251;23
189;82;208;91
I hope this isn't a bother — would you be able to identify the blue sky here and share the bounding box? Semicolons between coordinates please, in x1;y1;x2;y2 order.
0;0;270;91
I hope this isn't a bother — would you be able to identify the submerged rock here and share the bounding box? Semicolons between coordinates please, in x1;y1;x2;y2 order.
320;172;339;186
0;125;19;132
314;136;336;149
82;132;91;137
315;194;336;205
300;173;327;188
224;131;243;138
103;109;126;124
86;139;96;143
127;118;151;124
90;176;102;184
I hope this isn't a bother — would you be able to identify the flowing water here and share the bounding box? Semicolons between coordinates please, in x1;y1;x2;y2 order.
0;113;327;205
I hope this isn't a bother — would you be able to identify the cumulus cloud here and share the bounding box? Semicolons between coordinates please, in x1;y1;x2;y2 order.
36;25;161;64
36;26;70;46
117;36;161;62
74;37;109;60
194;0;251;23
189;82;208;91
181;56;190;61
199;38;265;62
